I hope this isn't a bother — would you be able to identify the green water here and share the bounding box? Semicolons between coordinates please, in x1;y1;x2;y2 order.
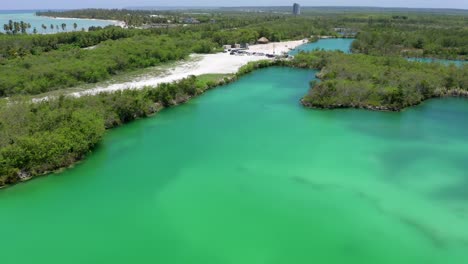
1;67;468;263
289;38;354;55
288;39;467;68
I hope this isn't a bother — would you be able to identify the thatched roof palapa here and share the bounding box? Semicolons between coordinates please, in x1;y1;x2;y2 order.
257;37;269;44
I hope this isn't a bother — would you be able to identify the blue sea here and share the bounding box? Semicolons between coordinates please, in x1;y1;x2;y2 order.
0;10;117;33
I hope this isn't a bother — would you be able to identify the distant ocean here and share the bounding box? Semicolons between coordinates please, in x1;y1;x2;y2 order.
0;10;117;33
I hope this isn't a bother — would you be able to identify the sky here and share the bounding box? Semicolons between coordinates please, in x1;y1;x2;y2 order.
2;0;467;10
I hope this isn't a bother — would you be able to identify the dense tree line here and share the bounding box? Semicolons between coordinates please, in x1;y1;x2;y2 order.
0;74;233;187
207;17;337;44
0;15;342;97
352;27;468;60
0;26;139;59
0;34;219;96
294;51;468;110
0;14;318;59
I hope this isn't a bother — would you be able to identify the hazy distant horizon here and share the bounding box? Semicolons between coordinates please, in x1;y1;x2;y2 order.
3;6;468;11
1;0;467;11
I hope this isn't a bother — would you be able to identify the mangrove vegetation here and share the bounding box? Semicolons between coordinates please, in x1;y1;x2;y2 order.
0;74;233;187
294;51;468;110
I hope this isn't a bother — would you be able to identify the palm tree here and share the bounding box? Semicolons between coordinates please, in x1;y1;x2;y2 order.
33;27;37;34
19;21;26;34
73;22;78;31
42;24;47;33
8;20;13;32
13;22;20;34
3;24;10;34
50;24;54;31
61;23;66;31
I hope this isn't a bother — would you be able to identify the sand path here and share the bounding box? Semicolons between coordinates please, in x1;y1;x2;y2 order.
65;39;307;97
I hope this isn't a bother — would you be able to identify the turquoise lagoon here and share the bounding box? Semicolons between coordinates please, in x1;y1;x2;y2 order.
0;38;468;264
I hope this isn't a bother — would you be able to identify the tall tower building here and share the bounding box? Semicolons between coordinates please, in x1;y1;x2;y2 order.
293;3;301;15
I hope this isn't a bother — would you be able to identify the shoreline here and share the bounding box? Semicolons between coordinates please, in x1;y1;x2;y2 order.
31;39;307;102
71;39;308;97
300;90;468;112
3;58;468;189
0;74;238;190
6;67;468;189
36;14;126;28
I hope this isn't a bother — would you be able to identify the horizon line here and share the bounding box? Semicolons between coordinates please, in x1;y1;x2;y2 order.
1;5;467;11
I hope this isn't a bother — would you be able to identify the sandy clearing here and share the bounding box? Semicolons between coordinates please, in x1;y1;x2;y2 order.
65;39;307;97
248;39;307;54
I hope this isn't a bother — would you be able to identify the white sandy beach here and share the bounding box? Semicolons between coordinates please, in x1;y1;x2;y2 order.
247;39;307;54
42;15;126;28
71;39;307;97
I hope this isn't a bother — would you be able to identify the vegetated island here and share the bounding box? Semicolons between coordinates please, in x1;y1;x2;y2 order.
292;51;468;111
